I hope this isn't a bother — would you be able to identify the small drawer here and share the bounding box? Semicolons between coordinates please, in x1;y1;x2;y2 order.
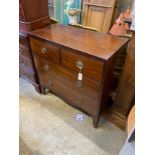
61;49;104;82
29;37;60;64
39;72;98;116
19;55;33;70
19;66;36;84
34;55;101;100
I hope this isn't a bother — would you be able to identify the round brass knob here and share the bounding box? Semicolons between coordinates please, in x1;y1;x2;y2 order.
76;96;83;104
41;47;47;54
45;88;50;93
75;61;84;69
75;80;83;87
44;64;50;71
48;80;53;86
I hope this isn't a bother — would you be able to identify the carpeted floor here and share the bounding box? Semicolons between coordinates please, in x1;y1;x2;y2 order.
19;78;126;155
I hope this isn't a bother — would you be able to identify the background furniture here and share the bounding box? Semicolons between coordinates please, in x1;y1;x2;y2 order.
119;106;135;155
19;0;50;93
112;0;133;23
48;0;134;33
48;0;82;25
127;105;135;136
28;24;128;127
82;0;116;33
103;34;135;130
114;34;135;118
48;0;55;19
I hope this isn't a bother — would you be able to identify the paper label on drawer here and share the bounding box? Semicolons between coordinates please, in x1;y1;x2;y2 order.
78;73;83;81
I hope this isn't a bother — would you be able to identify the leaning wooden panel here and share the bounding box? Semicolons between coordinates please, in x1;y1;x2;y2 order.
82;0;116;33
114;36;135;116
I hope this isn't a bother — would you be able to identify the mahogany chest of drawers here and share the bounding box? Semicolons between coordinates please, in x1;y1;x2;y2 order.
28;24;128;127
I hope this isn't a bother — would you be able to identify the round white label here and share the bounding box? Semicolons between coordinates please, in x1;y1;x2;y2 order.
76;114;84;122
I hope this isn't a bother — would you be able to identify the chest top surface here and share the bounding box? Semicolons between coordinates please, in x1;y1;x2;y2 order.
29;24;128;61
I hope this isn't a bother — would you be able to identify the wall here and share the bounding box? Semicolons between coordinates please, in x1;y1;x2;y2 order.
55;0;82;25
48;0;134;27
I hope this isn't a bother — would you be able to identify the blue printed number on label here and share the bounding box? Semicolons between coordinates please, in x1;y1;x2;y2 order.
76;114;84;122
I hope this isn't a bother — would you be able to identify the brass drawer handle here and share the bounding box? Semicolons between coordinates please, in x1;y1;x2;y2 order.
44;64;50;71
75;80;83;87
76;97;83;104
45;88;50;93
75;61;84;70
41;47;47;54
48;80;53;86
45;81;53;93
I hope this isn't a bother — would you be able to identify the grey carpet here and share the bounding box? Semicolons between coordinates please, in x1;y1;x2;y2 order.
19;78;126;155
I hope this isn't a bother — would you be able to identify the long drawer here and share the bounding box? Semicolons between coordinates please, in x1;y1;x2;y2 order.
61;48;104;82
34;55;101;100
39;71;98;116
19;65;36;84
29;37;60;64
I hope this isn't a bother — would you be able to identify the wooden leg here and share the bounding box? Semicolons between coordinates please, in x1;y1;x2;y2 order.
92;116;99;128
34;85;42;94
41;86;46;95
40;87;50;95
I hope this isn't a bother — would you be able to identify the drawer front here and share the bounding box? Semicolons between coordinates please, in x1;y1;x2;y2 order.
19;66;36;84
29;37;60;64
34;55;101;100
61;49;104;82
19;55;33;70
39;72;98;116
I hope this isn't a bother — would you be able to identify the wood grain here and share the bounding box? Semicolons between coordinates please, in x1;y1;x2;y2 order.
34;54;101;100
114;36;135;116
28;24;128;127
82;0;116;33
39;70;99;116
127;105;135;135
61;48;104;82
28;24;128;61
29;37;60;64
19;0;50;94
